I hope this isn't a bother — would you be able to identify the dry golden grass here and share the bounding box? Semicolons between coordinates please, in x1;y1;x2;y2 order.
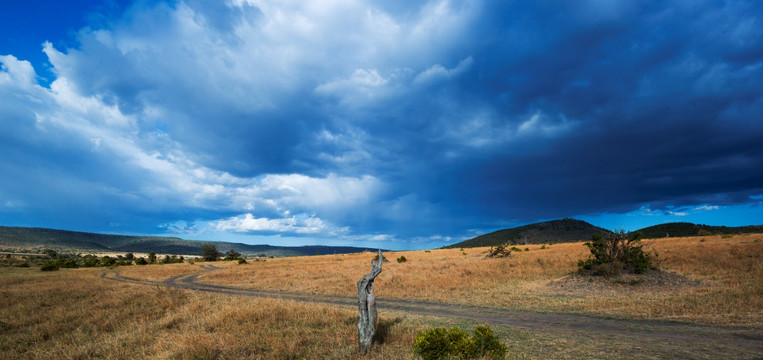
197;234;763;326
1;233;762;359
0;267;420;359
116;262;207;282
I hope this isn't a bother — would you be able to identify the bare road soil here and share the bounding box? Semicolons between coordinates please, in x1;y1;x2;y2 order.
101;265;763;358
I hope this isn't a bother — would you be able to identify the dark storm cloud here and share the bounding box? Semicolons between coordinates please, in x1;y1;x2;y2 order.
1;0;762;246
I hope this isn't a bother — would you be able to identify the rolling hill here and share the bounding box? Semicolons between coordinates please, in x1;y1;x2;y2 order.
0;226;380;257
444;218;611;248
635;222;763;239
446;219;763;249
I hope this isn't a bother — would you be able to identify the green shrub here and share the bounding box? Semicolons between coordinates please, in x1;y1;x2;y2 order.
373;253;389;263
101;256;116;266
82;257;100;267
471;325;508;359
577;230;657;276
396;256;407;263
134;258;148;265
238;258;247;264
15;262;30;268
40;262;59;271
413;325;507;360
161;255;183;264
57;259;80;268
224;250;242;261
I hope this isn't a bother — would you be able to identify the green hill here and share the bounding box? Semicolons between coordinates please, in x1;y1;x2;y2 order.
445;218;611;248
636;222;763;239
0;226;380;257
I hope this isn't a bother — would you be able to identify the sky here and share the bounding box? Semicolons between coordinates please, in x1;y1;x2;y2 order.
1;0;762;250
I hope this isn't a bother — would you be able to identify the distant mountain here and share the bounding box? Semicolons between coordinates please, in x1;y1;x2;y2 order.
635;222;763;239
445;218;611;248
0;226;381;257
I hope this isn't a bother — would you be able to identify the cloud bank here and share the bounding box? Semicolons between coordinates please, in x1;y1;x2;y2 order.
1;0;762;248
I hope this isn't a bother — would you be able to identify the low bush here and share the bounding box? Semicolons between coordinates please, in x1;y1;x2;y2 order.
396;256;407;263
161;255;183;264
486;244;511;258
224;250;242;261
83;257;100;267
413;325;507;360
577;230;658;276
101;256;116;266
40;262;59;271
57;259;80;268
238;258;247;264
373;253;389;263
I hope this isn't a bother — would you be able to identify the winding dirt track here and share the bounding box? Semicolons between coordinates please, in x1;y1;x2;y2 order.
101;265;763;353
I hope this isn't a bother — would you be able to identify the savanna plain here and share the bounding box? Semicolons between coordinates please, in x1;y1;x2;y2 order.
1;234;762;359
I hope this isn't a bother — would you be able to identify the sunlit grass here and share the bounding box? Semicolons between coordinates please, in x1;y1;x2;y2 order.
194;234;763;325
1;233;761;359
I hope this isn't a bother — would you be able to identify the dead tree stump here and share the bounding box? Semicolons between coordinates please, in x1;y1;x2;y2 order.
357;249;383;355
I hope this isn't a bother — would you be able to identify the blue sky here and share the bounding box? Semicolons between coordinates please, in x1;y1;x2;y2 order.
1;1;762;250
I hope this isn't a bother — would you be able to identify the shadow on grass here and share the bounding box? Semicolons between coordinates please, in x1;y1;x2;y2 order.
375;317;403;345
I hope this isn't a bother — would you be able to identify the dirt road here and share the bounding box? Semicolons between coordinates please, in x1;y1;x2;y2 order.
102;265;763;356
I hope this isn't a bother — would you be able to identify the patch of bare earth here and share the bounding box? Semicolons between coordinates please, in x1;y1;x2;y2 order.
546;269;699;294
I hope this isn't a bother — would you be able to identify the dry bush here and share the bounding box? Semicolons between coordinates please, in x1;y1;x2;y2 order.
485;244;512;258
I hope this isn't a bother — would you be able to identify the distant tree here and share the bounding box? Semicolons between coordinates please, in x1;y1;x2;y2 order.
161;255;183;264
224;249;241;260
83;256;100;267
101;256;116;266
124;253;135;261
40;262;59;271
147;252;157;264
134;257;148;265
43;249;57;259
201;245;221;261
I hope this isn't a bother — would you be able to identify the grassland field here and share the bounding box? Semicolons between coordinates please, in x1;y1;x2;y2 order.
1;233;761;359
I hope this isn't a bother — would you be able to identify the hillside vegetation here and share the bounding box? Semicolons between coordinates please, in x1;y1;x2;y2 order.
445;218;611;248
447;219;763;249
637;222;763;239
0;226;378;257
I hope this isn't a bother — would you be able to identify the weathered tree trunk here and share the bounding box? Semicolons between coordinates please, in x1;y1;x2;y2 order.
357;249;383;355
